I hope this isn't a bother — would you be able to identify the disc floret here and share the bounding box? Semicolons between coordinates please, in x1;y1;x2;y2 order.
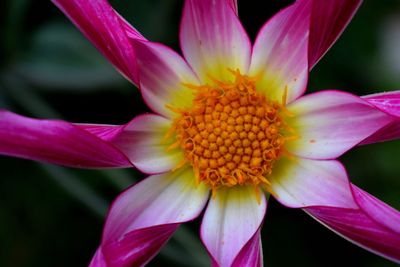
169;70;288;192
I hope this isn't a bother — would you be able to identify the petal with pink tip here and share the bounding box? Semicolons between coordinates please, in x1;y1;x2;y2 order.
180;0;251;82
286;91;393;159
305;204;400;263
232;229;263;267
110;114;184;174
270;157;357;208
0;111;131;168
103;167;208;240
201;186;266;267
133;41;199;118
308;0;363;69
98;167;209;266
249;0;310;103
351;185;400;234
52;0;144;85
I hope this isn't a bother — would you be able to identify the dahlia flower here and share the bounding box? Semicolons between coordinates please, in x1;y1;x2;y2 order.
1;0;400;266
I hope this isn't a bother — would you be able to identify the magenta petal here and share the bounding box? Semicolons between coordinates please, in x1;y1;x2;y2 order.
232;229;263;267
89;248;107;267
77;124;124;142
103;224;179;267
308;0;363;68
363;91;400;117
306;205;400;263
0;111;131;168
360;91;400;144
352;185;400;234
52;0;144;85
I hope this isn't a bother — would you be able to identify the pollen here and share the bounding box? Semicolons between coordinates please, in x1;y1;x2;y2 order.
168;69;288;192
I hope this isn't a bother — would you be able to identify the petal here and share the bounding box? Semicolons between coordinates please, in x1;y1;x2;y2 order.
132;41;199;118
359;91;400;144
89;248;107;267
270;157;357;208
52;0;144;85
0;111;131;168
249;0;310;103
363;91;400;117
99;167;209;266
110;114;184;174
306;204;400;263
308;0;363;69
286;91;393;159
351;185;400;234
232;229;263;267
180;0;251;82
201;186;266;267
77;124;123;142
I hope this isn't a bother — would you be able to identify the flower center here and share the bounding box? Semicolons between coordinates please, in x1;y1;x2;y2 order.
168;70;288;192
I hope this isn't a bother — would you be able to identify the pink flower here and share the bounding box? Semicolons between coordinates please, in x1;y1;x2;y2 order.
1;0;400;266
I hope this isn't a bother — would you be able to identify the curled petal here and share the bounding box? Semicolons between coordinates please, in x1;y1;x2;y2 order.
201;186;266;267
308;0;363;68
286;91;393;159
249;0;310;103
0;110;131;168
180;0;251;82
132;41;199;118
52;0;144;85
96;168;209;266
270;157;357;208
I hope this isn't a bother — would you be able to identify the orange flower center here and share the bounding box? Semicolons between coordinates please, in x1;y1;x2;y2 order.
168;70;288;192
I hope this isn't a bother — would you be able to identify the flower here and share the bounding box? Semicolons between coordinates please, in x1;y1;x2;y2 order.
1;0;400;266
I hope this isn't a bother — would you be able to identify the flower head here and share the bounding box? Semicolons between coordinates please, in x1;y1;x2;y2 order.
1;0;400;266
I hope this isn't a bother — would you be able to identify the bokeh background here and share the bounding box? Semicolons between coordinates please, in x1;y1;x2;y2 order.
1;0;400;266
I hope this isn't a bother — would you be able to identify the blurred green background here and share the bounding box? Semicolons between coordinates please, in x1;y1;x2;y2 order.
1;0;400;266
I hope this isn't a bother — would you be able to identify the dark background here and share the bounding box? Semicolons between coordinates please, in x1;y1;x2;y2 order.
1;0;400;266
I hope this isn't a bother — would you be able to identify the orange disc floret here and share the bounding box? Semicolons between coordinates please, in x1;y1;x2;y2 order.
168;69;287;192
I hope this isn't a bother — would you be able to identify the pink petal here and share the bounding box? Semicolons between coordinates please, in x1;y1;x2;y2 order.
359;91;400;144
286;91;393;159
249;0;310;103
110;114;184;174
52;0;144;85
102;224;179;267
351;185;400;234
227;0;238;15
89;248;107;267
97;168;209;266
77;124;123;142
270;157;357;208
132;41;199;118
306;204;400;263
201;186;266;267
180;0;251;82
232;229;263;267
0;110;131;168
363;91;400;117
308;0;363;69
